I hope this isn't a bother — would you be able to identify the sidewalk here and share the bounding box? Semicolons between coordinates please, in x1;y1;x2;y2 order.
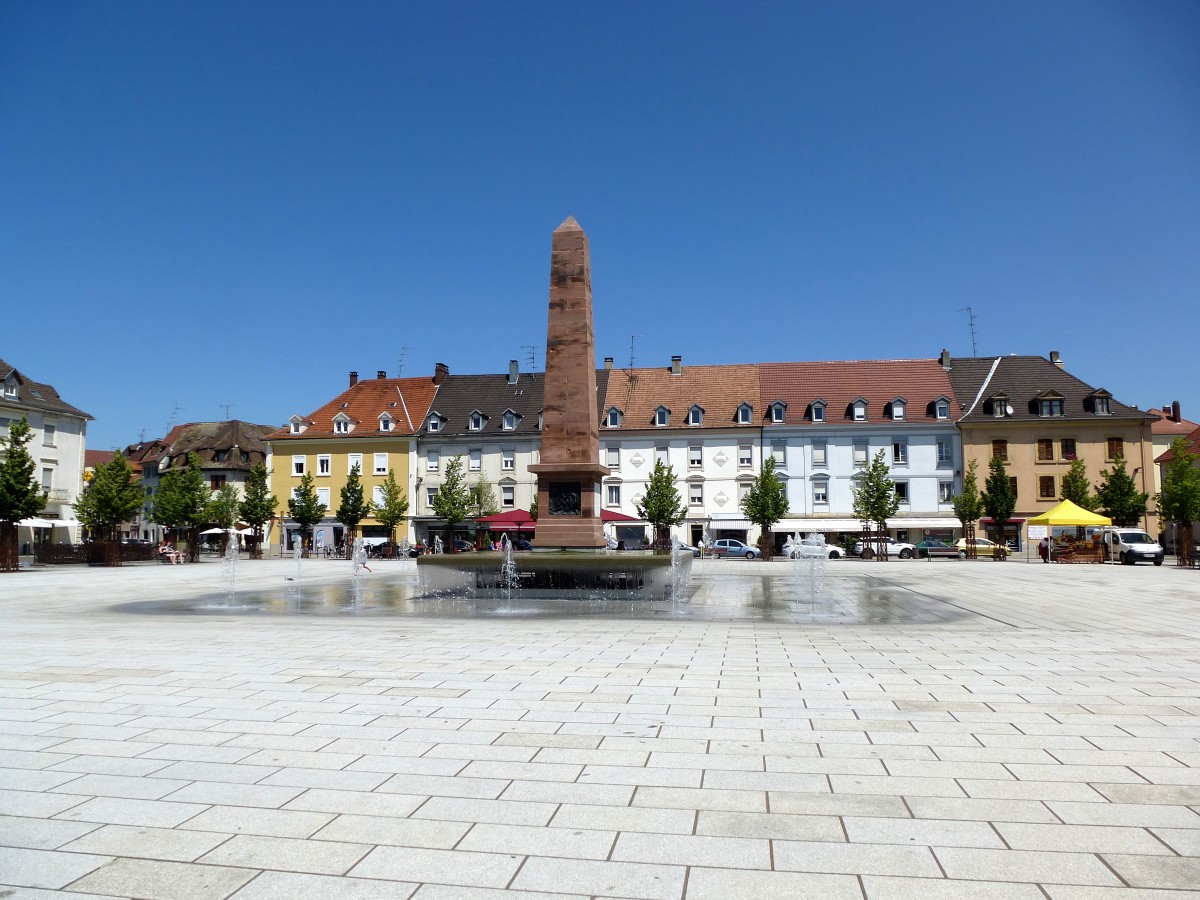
1;560;1198;897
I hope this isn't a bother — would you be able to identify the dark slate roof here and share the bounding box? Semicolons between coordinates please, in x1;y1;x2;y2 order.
946;356;1153;424
423;369;612;437
424;372;546;437
0;358;92;419
158;420;276;473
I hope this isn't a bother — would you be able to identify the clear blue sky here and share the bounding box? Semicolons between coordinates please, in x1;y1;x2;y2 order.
3;1;1197;450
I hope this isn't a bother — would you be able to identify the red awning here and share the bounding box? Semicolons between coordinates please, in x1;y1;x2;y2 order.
601;509;641;523
474;510;536;532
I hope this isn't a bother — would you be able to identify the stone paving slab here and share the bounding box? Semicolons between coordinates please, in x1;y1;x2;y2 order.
0;557;1198;897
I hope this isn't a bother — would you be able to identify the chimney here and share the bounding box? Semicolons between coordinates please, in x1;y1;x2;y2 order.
1049;350;1063;369
670;355;682;375
508;360;519;384
433;362;449;385
349;371;358;387
1173;400;1181;423
603;357;614;370
939;348;950;368
377;370;386;380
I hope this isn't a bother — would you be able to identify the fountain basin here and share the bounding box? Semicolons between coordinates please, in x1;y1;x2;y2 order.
417;551;685;601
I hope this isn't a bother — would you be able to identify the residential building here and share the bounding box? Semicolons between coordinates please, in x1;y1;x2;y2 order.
1;358;92;545
945;350;1157;546
1146;401;1197;500
135;420;276;542
266;368;441;550
413;360;553;544
759;357;962;548
599;357;762;548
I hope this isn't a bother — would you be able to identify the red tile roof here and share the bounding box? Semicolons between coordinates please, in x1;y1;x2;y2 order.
1155;424;1200;464
1147;407;1199;437
601;363;761;430
759;359;959;424
268;376;440;441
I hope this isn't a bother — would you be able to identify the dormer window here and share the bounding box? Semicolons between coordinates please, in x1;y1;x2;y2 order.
736;403;752;425
935;398;950;420
2;381;16;399
990;392;1010;418
810;401;825;423
333;413;352;434
468;411;485;431
427;413;443;433
502;409;519;431
1094;397;1110;415
605;407;622;428
537;411;543;431
770;401;787;423
687;405;704;426
288;416;307;435
1086;391;1113;415
890;399;906;421
379;414;393;432
1039;398;1064;417
654;406;670;427
852;399;868;422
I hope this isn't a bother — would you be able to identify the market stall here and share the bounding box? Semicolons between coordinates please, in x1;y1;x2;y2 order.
1027;500;1112;564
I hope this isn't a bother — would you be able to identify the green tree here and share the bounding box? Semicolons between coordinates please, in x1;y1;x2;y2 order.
740;457;789;560
1158;437;1200;564
238;463;277;560
1095;457;1149;527
851;450;900;561
373;468;409;555
981;455;1016;557
0;418;48;572
1060;458;1098;511
206;483;241;554
635;458;686;552
951;458;984;559
287;471;326;556
336;463;373;547
151;452;209;562
431;456;471;551
528;494;538;521
76;451;144;566
468;477;500;519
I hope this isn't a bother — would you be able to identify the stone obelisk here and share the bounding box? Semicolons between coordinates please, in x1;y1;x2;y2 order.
529;217;609;550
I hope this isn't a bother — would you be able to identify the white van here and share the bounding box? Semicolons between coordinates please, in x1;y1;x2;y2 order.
1099;527;1164;566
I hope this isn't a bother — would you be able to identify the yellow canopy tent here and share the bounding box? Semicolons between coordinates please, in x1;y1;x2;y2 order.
1027;500;1112;528
1027;500;1112;563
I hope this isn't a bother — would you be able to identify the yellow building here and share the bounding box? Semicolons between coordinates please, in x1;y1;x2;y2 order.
266;368;443;552
946;352;1157;546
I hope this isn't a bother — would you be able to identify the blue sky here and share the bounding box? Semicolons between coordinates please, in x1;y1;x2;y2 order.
3;1;1197;450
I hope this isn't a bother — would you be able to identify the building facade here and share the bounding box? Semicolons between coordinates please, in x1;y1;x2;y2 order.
1;358;92;546
946;351;1157;545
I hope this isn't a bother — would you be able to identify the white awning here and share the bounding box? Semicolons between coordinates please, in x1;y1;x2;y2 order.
708;519;754;531
17;518;55;528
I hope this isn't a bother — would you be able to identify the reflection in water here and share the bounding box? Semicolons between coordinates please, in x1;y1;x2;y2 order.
117;571;974;626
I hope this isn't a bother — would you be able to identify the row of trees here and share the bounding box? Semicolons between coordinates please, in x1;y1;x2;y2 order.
286;465;410;554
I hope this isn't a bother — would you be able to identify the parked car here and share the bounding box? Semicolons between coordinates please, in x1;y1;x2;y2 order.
915;539;963;559
511;538;533;551
710;538;761;559
853;537;916;559
955;537;997;551
678;542;702;558
452;538;474;553
1099;527;1164;566
780;541;845;560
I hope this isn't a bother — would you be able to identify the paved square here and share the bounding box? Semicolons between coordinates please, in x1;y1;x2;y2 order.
1;556;1198;898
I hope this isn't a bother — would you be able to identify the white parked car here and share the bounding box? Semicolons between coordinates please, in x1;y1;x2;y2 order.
780;541;845;560
1099;527;1165;566
853;537;915;559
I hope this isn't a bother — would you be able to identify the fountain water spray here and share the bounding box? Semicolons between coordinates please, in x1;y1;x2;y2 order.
222;527;239;604
783;532;828;604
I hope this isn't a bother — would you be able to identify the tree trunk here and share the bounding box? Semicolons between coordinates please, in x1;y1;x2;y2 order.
0;522;18;573
250;525;263;560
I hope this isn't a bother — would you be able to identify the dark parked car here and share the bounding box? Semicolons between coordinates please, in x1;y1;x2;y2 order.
512;538;533;551
915;539;963;559
452;538;474;553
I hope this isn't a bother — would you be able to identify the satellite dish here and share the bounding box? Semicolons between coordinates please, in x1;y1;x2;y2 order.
1005;404;1014;416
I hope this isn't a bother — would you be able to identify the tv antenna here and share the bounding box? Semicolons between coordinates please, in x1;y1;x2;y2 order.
522;345;537;373
219;403;233;420
960;306;979;357
396;345;411;377
165;402;181;432
627;334;640;373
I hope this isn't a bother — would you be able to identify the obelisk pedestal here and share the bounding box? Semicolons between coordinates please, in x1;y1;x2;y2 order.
529;217;609;550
